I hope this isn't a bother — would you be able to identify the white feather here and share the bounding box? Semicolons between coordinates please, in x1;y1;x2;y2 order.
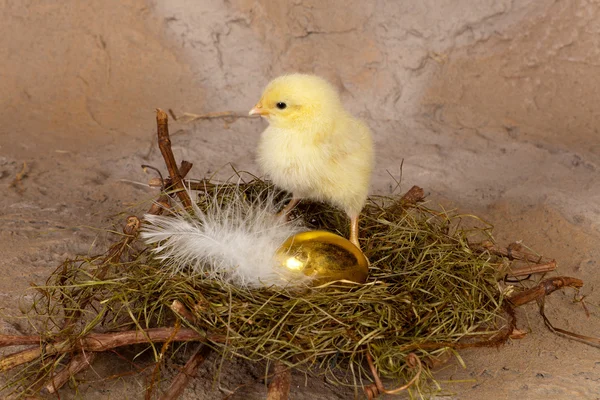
140;188;308;288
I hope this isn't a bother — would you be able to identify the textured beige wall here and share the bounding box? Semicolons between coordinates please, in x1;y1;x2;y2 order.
1;1;553;139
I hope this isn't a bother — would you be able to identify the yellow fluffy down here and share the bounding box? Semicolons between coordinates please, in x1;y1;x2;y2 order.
255;74;374;218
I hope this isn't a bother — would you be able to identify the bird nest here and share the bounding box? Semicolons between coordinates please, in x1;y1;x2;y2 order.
4;181;514;397
1;110;584;399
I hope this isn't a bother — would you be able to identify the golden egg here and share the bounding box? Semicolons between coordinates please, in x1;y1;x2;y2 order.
276;230;369;285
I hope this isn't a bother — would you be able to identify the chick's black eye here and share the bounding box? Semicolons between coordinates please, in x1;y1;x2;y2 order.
276;102;287;110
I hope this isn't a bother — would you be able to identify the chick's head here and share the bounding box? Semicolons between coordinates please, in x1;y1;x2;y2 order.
249;74;343;130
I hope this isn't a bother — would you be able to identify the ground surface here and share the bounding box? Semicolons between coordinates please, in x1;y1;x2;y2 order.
1;0;599;399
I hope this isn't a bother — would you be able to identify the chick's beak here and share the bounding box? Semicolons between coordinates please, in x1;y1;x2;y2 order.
249;103;269;116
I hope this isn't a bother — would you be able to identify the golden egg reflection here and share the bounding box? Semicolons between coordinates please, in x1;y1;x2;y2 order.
276;230;369;285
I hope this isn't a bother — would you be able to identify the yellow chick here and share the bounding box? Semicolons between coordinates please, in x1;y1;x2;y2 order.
249;74;374;248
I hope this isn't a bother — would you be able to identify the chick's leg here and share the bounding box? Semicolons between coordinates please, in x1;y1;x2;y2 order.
349;214;360;248
277;197;300;220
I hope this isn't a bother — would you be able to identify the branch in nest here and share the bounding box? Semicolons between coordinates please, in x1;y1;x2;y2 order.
42;352;97;394
508;276;584;307
148;161;194;191
507;277;598;346
104;216;141;264
266;361;291;400
156;109;192;209
539;300;600;347
159;344;211;400
0;335;41;347
168;109;253;123
146;321;185;400
148;177;217;195
473;240;553;264
171;300;197;323
147;194;172;216
385;185;425;214
364;352;422;399
507;260;557;277
399;185;425;205
0;328;219;372
147;161;194;216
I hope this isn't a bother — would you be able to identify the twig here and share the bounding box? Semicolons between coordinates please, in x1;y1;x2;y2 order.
77;327;215;350
385;185;425;214
148;178;217;194
105;216;141;265
169;110;251;123
266;361;291;400
0;328;220;372
156;109;192;209
1;341;72;372
509;276;599;347
508;276;584;307
43;351;97;394
147;119;194;216
171;300;197;323
364;352;422;399
0;335;41;347
142;164;165;184
539;299;600;347
153;161;193;190
159;344;211;400
147;194;172;216
473;240;552;264
399;185;425;205
507;261;557;277
178;161;194;179
146;322;183;400
179;179;217;192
